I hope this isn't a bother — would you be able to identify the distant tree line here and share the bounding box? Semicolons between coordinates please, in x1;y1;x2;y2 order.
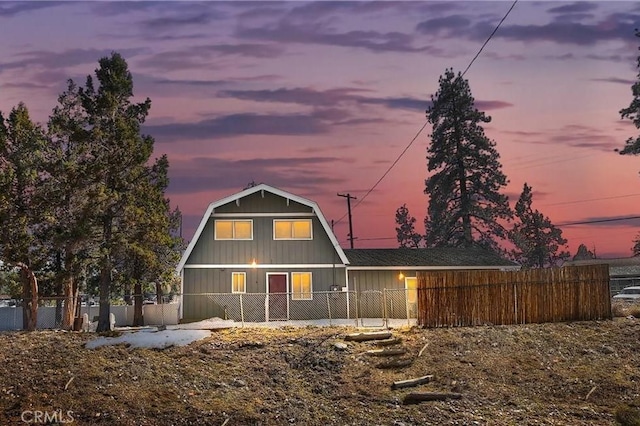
0;52;183;331
397;29;640;264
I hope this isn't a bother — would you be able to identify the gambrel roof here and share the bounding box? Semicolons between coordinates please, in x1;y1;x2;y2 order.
344;248;519;270
177;184;349;271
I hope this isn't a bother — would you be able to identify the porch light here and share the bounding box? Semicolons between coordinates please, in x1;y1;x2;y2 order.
251;258;257;268
398;272;405;280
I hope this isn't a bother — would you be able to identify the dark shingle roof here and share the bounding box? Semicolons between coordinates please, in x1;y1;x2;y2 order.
343;248;518;268
564;257;640;277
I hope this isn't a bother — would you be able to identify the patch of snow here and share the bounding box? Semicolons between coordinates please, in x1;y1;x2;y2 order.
168;317;236;330
86;329;210;350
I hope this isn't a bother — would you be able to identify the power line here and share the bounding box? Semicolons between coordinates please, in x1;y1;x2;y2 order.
559;215;640;227
542;193;640;208
345;215;640;246
461;0;518;78
333;0;518;226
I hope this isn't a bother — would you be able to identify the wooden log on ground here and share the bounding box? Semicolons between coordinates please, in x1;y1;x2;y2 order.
374;337;402;347
344;331;392;342
402;392;463;405
391;375;434;390
376;358;413;369
365;348;407;357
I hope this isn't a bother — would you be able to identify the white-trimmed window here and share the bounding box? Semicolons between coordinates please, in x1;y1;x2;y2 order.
274;219;312;240
232;272;246;293
291;272;312;300
215;220;253;240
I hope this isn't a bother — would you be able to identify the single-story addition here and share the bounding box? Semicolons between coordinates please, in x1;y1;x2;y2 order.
564;257;640;295
177;184;519;322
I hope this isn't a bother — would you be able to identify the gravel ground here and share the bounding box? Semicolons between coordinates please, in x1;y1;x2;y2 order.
1;313;640;425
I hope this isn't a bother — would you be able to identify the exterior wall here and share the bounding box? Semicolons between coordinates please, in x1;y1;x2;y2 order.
348;270;416;319
214;191;312;214
185;216;340;265
348;270;414;293
182;266;347;321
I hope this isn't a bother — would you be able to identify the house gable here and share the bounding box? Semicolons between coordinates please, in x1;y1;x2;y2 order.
177;184;349;271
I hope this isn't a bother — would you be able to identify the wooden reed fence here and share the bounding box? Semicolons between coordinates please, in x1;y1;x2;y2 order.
417;265;611;327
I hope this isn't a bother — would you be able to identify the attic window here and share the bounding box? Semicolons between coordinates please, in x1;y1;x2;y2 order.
215;220;253;240
273;219;312;240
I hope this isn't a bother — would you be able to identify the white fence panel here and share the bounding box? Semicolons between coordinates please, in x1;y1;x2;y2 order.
0;307;22;331
143;303;179;326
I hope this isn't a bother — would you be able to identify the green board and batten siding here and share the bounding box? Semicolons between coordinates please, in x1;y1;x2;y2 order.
184;216;341;265
180;187;348;321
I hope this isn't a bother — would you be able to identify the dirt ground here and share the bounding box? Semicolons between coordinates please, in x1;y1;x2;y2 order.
2;306;640;425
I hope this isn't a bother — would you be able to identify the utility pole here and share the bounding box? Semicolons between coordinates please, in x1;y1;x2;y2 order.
337;193;357;248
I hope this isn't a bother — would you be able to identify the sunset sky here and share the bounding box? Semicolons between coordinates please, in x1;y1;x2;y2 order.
2;1;640;258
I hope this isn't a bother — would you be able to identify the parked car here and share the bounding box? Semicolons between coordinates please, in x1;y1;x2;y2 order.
613;286;640;302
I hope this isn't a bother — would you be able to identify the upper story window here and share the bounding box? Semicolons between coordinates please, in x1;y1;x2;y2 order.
215;220;253;240
273;219;312;240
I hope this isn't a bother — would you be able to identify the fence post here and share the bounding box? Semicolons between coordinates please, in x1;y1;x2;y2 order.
239;294;245;327
382;289;388;329
355;292;360;327
326;293;332;326
513;282;518;325
405;288;411;327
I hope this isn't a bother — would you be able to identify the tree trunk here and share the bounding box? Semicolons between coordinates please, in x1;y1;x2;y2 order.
97;217;113;332
133;281;143;327
97;255;111;332
61;275;77;330
17;263;38;331
156;282;164;305
54;251;63;327
123;280;132;305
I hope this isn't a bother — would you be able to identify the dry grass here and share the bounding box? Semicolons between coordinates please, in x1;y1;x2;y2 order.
2;319;640;425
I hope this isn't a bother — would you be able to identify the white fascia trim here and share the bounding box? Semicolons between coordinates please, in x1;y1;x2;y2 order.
176;183;350;271
212;212;316;218
184;263;347;269
346;265;521;271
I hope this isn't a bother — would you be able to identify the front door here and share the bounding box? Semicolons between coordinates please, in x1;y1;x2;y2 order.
267;273;288;320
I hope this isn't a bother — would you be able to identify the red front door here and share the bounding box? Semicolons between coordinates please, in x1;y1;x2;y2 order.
267;274;288;320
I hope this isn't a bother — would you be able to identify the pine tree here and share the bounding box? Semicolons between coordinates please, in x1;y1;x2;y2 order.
395;204;423;248
44;80;98;330
424;69;511;252
117;155;183;326
619;29;640;254
572;244;596;261
619;29;640;156
0;104;49;330
76;53;155;332
509;183;570;268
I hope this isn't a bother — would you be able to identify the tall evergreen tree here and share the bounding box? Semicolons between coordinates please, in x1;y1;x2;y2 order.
619;29;640;157
619;29;640;254
395;204;423;248
424;69;511;252
0;104;49;330
509;183;569;268
45;80;98;330
117;155;182;326
75;53;155;332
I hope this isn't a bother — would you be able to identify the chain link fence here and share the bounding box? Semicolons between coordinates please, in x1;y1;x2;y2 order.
0;290;418;330
199;289;417;327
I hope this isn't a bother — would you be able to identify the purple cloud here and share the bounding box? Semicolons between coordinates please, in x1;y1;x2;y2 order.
144;112;333;142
